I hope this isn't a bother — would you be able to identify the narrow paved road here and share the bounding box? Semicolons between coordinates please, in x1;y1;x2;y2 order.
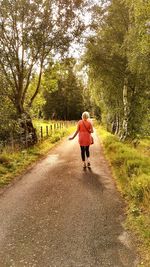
0;132;138;267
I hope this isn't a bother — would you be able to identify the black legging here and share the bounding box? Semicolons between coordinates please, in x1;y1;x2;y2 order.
80;146;90;161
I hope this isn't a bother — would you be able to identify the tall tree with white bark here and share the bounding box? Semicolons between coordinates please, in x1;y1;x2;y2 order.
84;0;150;139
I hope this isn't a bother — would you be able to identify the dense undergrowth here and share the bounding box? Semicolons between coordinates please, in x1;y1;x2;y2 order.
97;126;150;265
0;125;75;186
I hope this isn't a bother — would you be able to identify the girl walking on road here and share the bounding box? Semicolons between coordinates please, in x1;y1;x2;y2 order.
69;111;94;168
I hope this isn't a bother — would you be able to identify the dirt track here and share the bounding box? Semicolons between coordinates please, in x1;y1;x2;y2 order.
0;132;138;267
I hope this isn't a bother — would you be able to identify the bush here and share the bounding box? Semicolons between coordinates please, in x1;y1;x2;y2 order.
0;165;7;175
129;174;150;207
50;134;61;143
126;158;150;178
49;129;67;143
0;154;10;165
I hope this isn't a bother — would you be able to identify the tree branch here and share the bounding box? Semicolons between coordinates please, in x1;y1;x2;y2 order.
28;60;44;108
22;48;42;105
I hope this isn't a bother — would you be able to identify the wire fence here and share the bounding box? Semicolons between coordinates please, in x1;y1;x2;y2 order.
0;121;76;153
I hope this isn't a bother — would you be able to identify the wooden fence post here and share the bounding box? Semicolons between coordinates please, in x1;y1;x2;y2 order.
41;126;43;139
46;126;48;137
50;125;52;133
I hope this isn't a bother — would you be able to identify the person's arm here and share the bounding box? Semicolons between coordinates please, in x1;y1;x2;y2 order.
69;129;79;140
69;122;80;140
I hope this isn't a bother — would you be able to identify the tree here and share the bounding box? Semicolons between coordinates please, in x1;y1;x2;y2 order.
0;0;86;145
42;58;84;120
84;0;150;139
85;0;129;135
125;0;150;136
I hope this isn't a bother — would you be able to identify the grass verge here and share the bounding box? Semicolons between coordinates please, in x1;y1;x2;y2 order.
97;126;150;266
0;126;75;187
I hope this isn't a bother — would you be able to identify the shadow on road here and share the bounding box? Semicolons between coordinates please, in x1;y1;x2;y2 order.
82;167;105;193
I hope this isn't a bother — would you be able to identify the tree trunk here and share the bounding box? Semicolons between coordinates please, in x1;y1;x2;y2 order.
115;114;120;135
106;113;112;132
111;115;117;134
14;97;37;146
19;113;37;147
120;77;129;141
15;104;37;147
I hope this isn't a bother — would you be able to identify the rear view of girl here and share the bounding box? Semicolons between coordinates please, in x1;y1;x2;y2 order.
69;111;93;168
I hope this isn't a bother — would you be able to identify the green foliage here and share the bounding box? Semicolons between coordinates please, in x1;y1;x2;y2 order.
0;88;18;140
125;0;150;137
0;0;86;145
84;0;127;129
93;105;102;121
41;59;85;120
84;0;150;138
100;132;150;192
129;174;150;206
50;132;62;143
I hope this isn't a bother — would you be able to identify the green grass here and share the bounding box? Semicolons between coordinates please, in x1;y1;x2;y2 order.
97;126;150;265
137;138;150;157
0;124;75;186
